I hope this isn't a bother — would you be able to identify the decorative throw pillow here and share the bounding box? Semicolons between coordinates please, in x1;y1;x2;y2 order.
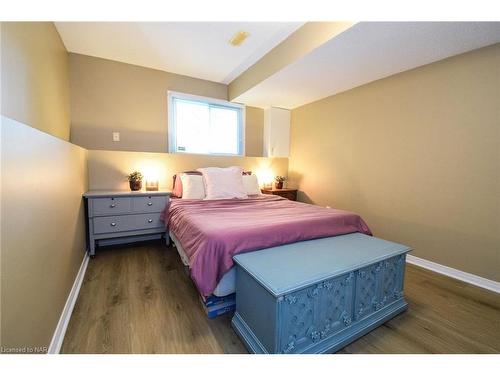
172;171;202;197
242;174;262;195
180;173;206;199
197;166;248;199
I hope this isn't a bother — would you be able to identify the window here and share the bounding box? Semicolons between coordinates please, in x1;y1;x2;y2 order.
168;91;245;156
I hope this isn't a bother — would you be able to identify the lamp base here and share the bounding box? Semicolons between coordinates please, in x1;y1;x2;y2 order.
145;181;159;191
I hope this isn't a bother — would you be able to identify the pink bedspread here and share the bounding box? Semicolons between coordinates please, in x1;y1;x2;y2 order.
163;195;371;296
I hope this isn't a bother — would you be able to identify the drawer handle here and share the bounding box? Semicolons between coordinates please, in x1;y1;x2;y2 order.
147;202;153;206
110;204;116;208
110;222;117;227
148;219;153;223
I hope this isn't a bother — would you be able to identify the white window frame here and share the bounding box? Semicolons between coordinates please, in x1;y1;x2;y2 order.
168;91;245;156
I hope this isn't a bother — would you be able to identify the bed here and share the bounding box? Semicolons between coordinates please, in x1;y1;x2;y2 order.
163;169;409;352
163;194;372;298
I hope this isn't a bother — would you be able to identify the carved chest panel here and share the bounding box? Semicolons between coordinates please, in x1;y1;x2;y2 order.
280;272;355;353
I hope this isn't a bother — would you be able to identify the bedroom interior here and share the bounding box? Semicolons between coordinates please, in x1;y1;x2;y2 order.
1;6;499;366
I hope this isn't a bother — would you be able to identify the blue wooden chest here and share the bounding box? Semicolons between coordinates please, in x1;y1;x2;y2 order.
231;233;411;354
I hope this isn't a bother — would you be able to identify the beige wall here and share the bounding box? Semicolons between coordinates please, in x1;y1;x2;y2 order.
1;22;71;141
289;44;500;281
245;106;264;157
88;149;288;191
69;53;265;155
1;117;88;351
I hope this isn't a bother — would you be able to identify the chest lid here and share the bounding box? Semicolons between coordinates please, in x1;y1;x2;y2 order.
233;233;410;297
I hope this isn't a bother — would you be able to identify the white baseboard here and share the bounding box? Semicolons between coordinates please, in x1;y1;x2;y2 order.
406;254;500;294
48;253;89;354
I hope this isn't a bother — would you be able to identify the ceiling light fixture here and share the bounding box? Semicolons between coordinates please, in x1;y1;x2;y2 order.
229;31;249;47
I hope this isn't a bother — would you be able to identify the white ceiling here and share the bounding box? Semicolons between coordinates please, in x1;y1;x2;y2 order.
235;22;500;109
55;22;303;84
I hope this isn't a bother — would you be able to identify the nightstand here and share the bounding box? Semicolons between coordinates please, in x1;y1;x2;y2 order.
261;188;298;201
83;190;170;257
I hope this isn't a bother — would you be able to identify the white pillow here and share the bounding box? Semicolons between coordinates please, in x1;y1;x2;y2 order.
180;174;206;199
197;167;248;200
242;174;262;195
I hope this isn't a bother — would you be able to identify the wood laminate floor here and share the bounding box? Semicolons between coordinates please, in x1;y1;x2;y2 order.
61;241;500;354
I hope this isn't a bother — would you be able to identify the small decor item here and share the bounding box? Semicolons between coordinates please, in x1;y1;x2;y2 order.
127;171;143;191
145;180;159;191
274;176;286;190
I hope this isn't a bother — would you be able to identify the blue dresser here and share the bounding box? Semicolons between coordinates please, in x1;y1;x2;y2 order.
232;233;411;354
83;190;170;256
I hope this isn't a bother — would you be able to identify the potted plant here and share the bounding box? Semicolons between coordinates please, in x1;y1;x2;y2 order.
127;171;143;191
274;176;286;190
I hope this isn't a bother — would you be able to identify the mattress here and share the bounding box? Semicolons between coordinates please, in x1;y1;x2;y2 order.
170;230;235;297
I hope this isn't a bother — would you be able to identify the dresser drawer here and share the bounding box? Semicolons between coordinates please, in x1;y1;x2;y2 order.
279;191;297;201
93;213;164;234
91;197;132;216
132;195;169;213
